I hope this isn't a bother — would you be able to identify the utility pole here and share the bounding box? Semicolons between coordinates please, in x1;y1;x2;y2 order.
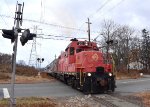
1;2;36;107
86;18;91;42
10;3;23;107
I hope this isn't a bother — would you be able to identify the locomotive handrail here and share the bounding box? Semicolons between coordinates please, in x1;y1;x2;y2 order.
77;54;87;86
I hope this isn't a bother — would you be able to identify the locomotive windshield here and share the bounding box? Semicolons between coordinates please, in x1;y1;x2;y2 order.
76;48;83;53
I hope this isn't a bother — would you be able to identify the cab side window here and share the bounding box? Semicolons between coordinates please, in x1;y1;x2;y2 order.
70;47;74;55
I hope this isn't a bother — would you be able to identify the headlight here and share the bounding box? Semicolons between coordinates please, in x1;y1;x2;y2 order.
140;73;143;76
109;73;112;76
87;73;91;76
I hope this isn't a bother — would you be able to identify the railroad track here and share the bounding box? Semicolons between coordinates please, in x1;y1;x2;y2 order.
92;95;119;107
91;94;141;107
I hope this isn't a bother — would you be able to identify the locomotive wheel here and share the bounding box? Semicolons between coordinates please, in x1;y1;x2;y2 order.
71;79;77;89
64;78;68;84
111;84;115;92
67;77;72;86
71;79;74;88
82;77;91;94
112;87;115;92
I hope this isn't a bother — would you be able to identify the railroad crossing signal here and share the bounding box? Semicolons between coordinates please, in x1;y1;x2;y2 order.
1;29;36;46
106;40;118;45
37;58;44;62
106;40;113;44
2;28;16;43
20;29;36;46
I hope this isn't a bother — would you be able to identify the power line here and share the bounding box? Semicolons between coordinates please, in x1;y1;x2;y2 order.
76;0;111;35
46;34;89;40
0;14;101;33
38;36;91;41
0;14;9;28
89;0;111;19
40;0;43;22
24;18;87;32
37;33;94;41
0;1;10;28
0;14;88;32
109;0;125;11
93;0;126;21
4;0;14;16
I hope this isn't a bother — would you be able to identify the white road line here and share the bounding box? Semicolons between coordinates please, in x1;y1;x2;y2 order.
3;88;10;99
120;79;150;84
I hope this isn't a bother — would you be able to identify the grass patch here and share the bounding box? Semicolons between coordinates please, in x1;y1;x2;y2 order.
0;73;10;80
135;91;150;107
115;70;141;79
0;64;54;83
0;64;39;77
0;97;58;107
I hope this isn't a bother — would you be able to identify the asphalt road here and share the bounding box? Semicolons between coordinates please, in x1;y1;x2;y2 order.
0;81;83;98
0;75;150;98
0;89;3;99
116;76;150;95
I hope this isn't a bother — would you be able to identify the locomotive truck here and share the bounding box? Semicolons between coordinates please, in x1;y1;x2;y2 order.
48;38;116;94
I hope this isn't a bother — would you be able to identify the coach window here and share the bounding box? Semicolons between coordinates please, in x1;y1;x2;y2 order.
70;47;74;55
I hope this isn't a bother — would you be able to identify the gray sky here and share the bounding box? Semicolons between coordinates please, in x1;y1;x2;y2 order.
0;0;150;67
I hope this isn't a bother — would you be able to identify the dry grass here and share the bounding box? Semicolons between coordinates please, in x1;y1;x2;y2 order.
0;97;91;107
135;91;150;107
0;73;10;80
0;64;54;83
0;97;58;107
0;73;54;84
115;70;141;80
0;64;11;73
0;64;38;76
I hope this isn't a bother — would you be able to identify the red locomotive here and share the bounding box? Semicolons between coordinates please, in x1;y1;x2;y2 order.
49;38;116;94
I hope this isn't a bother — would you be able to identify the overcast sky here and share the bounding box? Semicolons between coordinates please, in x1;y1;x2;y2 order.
0;0;150;67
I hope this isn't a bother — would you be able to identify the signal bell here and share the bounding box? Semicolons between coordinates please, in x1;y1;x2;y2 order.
2;29;16;43
20;29;36;46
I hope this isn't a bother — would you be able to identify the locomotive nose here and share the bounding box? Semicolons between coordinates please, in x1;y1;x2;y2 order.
76;51;104;72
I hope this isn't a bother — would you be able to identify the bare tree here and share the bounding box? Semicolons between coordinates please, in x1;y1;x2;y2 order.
100;20;136;72
0;53;11;64
17;60;26;66
101;20;118;42
100;20;118;65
